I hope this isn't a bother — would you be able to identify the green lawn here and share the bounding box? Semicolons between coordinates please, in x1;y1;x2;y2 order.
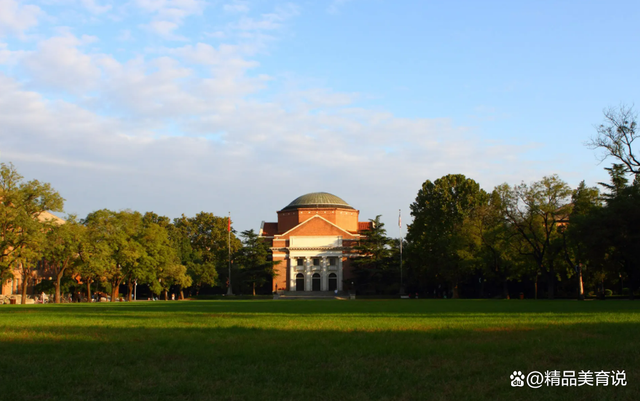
0;299;638;400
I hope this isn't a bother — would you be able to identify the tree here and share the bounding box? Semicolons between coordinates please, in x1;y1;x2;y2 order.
75;222;111;302
43;216;85;303
468;190;521;298
496;175;573;299
407;174;488;298
562;181;602;299
173;212;240;294
235;229;278;295
598;164;630;202
0;163;64;303
140;216;191;301
83;210;145;302
588;105;640;176
352;216;398;294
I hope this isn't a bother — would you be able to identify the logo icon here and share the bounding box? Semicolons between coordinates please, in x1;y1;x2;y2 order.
527;371;544;388
510;371;525;387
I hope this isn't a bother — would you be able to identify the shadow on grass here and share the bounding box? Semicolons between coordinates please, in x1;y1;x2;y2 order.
1;319;639;400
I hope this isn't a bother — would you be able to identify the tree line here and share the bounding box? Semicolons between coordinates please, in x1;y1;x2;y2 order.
2;105;638;301
354;105;640;299
0;164;277;304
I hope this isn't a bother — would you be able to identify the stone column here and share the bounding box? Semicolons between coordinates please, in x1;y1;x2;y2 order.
305;257;311;292
289;257;296;291
321;257;328;291
338;257;343;291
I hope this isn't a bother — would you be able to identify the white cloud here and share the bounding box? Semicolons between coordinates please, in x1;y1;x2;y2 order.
143;20;186;40
223;1;249;13
233;3;299;31
0;0;42;37
21;33;106;93
0;42;27;64
0;60;540;231
135;0;205;40
79;0;112;14
134;0;204;17
0;1;560;232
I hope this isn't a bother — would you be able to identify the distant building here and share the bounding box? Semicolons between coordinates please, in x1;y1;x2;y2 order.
260;192;372;292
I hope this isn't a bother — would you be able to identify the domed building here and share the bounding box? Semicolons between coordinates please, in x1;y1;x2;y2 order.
260;192;372;293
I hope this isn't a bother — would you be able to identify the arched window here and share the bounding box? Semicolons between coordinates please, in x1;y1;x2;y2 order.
296;273;304;292
312;273;321;291
328;273;337;291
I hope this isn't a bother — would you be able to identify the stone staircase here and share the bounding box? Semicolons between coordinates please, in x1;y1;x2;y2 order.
275;290;350;300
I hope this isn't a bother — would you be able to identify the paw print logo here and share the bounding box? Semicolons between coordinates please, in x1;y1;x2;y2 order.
510;371;525;387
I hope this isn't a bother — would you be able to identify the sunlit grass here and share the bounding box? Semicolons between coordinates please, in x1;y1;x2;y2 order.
1;300;639;400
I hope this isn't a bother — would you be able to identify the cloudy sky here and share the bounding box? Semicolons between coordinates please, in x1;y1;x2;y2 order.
1;0;639;234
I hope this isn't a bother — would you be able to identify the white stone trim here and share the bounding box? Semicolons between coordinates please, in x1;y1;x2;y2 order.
277;215;358;237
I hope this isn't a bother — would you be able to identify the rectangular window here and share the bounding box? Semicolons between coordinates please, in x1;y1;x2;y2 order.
313;258;320;266
329;258;337;266
296;258;304;266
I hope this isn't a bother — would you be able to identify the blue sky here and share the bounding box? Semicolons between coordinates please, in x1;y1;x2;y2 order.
1;0;639;233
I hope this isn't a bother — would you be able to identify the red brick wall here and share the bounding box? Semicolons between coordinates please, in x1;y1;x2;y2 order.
277;207;359;233
273;256;288;291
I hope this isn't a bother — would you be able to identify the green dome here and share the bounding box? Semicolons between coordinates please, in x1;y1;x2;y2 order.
282;192;354;211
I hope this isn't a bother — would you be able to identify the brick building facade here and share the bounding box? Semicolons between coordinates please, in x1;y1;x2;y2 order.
259;193;372;292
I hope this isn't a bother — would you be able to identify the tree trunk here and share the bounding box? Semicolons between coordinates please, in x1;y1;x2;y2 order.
547;271;555;300
111;279;119;302
20;270;29;305
252;282;256;296
86;280;92;303
54;273;62;304
127;278;133;302
163;290;168;301
180;290;184;300
452;282;459;299
578;265;585;301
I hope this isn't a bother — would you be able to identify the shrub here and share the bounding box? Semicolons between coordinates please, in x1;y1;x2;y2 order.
605;289;613;297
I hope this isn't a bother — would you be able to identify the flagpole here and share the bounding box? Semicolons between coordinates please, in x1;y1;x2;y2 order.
227;211;233;296
399;209;405;295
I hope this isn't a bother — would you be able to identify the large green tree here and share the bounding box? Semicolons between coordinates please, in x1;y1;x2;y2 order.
235;229;278;295
496;175;573;299
466;189;522;298
573;168;640;298
75;221;111;302
407;174;488;298
0;163;64;303
561;181;601;299
352;216;398;294
83;210;146;302
43;216;85;303
139;215;191;301
173;212;240;294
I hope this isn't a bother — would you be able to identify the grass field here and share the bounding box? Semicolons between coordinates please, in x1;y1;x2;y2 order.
0;299;638;401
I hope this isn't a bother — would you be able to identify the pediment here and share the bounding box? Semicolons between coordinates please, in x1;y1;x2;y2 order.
277;215;358;239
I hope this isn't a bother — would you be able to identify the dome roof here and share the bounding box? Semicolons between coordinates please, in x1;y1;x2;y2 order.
282;192;354;211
